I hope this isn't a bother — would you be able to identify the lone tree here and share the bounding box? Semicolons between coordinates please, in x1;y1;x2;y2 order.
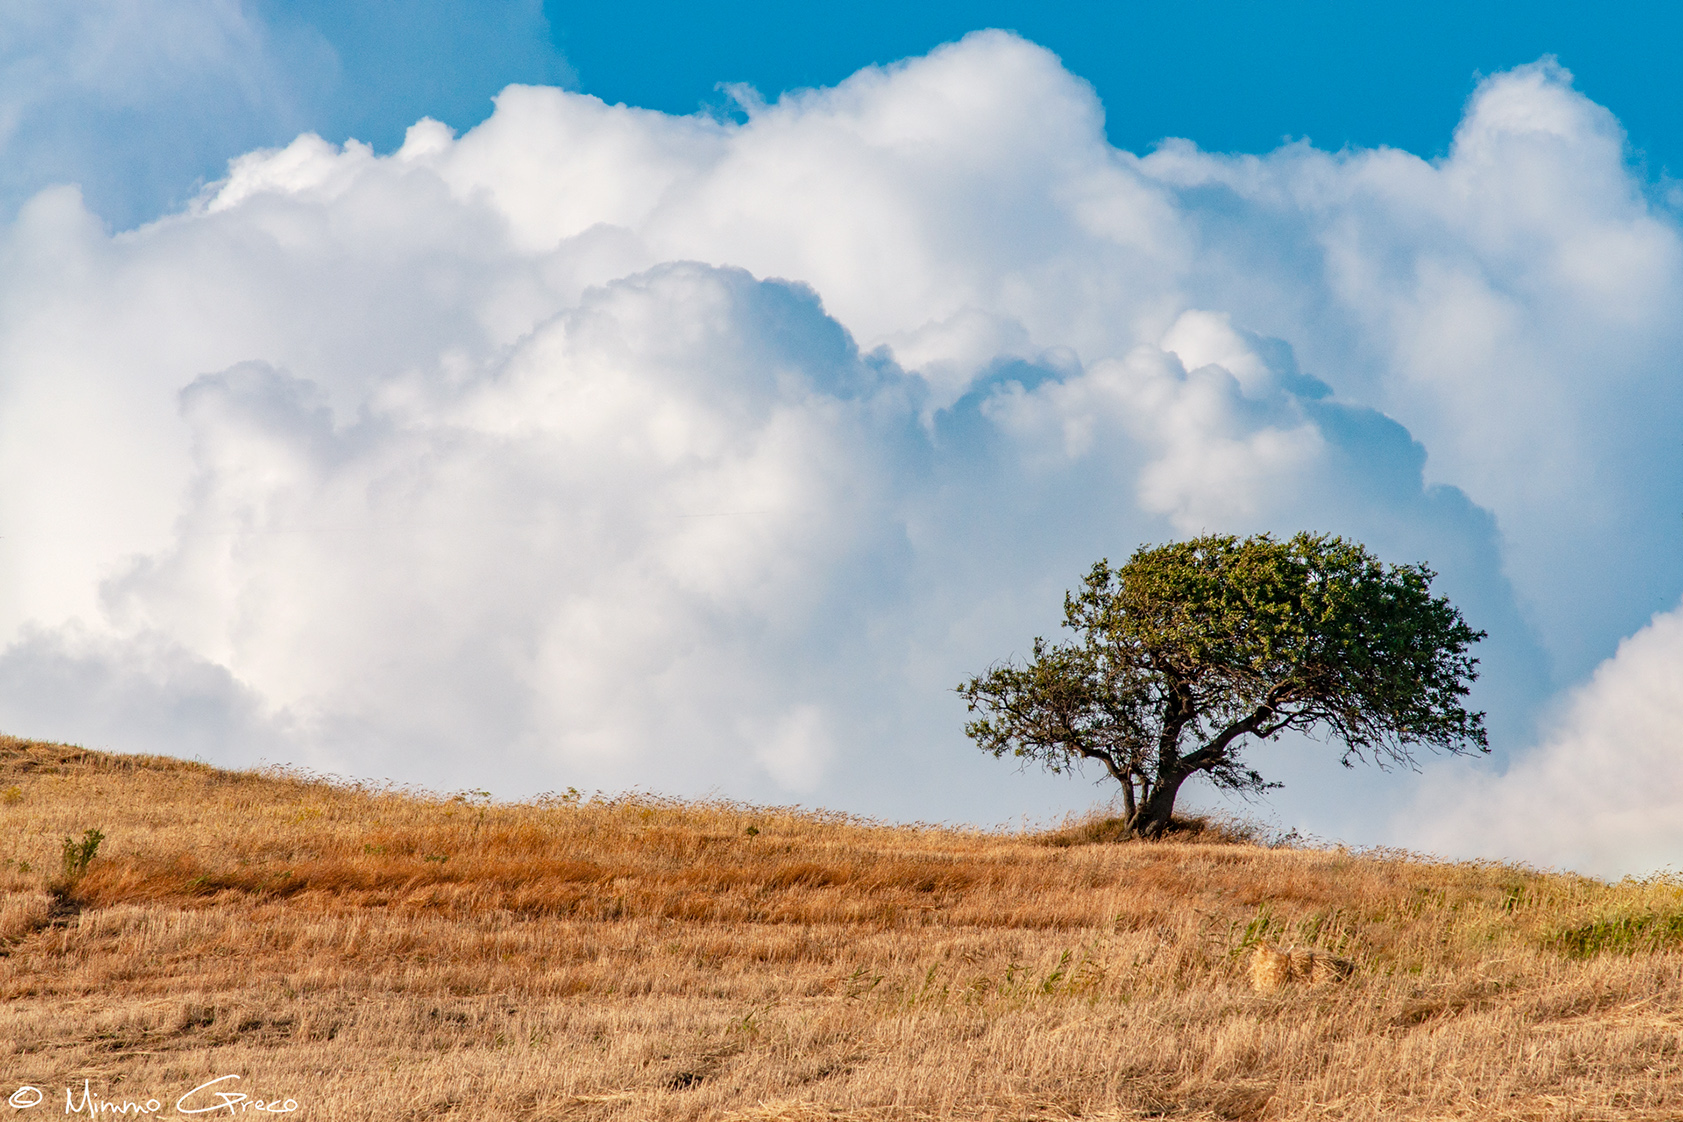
958;533;1487;839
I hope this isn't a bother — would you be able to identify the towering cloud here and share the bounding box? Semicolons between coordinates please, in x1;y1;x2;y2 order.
1414;604;1683;878
0;32;1677;865
0;0;314;225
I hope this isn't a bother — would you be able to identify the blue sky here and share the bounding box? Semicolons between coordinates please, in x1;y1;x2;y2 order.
13;1;1683;228
2;1;1682;874
543;1;1683;168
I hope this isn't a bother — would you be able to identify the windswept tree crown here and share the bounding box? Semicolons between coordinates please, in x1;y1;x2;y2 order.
959;532;1487;838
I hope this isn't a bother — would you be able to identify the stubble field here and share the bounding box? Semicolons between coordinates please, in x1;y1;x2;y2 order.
2;734;1682;1120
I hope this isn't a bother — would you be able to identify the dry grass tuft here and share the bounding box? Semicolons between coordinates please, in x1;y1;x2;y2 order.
3;734;1682;1120
1038;809;1273;848
1247;944;1354;992
1248;943;1293;992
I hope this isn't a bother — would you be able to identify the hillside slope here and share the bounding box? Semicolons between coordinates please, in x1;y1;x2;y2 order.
2;735;1681;1120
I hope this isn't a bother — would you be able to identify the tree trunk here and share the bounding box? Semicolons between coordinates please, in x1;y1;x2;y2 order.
1130;773;1189;839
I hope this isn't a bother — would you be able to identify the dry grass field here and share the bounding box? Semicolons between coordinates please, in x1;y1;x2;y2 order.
3;734;1683;1120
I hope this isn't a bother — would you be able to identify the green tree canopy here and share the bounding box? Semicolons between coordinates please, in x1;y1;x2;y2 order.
957;532;1488;838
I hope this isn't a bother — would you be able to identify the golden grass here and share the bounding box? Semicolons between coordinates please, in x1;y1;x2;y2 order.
3;734;1683;1120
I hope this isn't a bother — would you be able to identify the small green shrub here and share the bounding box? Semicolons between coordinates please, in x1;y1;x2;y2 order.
1555;911;1683;957
60;827;104;882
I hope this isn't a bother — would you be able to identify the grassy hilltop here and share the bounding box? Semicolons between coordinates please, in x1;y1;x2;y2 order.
2;736;1683;1120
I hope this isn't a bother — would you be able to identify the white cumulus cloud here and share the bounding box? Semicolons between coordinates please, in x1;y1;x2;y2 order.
0;31;1678;862
1410;603;1683;877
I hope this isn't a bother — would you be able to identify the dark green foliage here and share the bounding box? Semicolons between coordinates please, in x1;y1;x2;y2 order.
958;532;1487;838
